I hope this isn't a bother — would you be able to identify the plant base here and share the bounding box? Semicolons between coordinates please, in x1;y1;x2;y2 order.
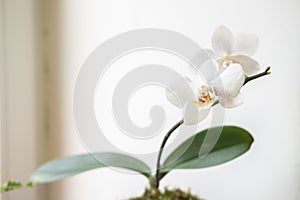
129;187;202;200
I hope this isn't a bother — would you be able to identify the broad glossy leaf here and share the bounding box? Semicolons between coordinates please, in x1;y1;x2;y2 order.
30;152;151;183
160;126;253;177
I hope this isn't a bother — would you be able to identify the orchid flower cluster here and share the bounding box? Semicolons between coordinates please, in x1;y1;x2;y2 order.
1;26;270;199
167;25;264;125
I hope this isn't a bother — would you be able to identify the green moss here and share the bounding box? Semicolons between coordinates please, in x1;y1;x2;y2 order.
0;181;35;193
129;187;202;200
0;181;22;193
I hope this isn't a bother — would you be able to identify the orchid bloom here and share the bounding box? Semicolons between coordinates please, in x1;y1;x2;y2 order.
211;25;260;76
166;62;245;125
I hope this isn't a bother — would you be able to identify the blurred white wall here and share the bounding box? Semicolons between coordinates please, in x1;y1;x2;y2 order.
1;0;300;200
0;0;46;200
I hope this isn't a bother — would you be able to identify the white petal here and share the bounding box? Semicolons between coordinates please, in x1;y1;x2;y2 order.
183;102;210;125
189;49;217;71
219;93;243;108
209;64;245;97
195;60;219;83
211;25;234;56
205;49;218;60
165;77;195;108
188;49;217;77
233;33;259;56
231;55;260;76
217;59;225;74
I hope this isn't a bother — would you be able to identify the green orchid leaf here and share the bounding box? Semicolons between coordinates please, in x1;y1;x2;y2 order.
30;152;151;184
160;126;253;178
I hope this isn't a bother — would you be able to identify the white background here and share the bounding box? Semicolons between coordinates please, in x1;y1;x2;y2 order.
2;0;300;200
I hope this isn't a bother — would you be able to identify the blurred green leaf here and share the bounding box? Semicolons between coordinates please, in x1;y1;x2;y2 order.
30;152;151;184
160;126;253;178
0;181;23;193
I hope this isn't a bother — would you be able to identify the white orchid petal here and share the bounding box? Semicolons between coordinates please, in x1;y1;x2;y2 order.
189;49;217;78
203;49;218;60
233;33;259;56
217;59;225;74
209;64;245;97
219;93;243;108
231;55;260;76
191;48;216;66
211;25;234;56
166;77;195;108
183;102;210;125
195;60;219;83
220;65;245;96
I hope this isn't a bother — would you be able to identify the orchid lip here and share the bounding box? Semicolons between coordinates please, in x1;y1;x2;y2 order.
192;85;216;108
219;55;233;69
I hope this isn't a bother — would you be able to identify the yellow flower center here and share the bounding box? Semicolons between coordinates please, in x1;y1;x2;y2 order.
219;55;233;69
192;85;216;108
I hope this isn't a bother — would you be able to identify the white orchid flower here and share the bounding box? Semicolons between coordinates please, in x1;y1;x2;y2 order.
166;62;245;125
211;25;260;76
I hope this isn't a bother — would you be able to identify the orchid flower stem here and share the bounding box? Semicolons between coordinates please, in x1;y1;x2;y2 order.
155;119;184;189
212;66;271;106
153;66;271;189
244;66;271;85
